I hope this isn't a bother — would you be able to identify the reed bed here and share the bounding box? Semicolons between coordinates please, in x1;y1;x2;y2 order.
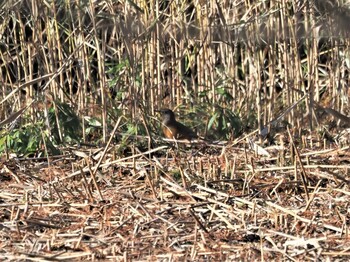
1;0;350;260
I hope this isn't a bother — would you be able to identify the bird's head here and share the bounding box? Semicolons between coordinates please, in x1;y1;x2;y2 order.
156;108;176;123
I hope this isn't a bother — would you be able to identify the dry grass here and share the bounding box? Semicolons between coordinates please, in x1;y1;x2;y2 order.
1;0;350;260
1;137;350;260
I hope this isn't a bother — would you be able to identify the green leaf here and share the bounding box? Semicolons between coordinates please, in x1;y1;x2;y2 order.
208;113;218;130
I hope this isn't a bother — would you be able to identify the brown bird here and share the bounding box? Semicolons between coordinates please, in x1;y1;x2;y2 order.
156;108;198;140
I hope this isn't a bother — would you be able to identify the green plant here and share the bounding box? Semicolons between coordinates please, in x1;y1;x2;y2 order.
207;106;243;140
48;102;81;144
0;122;59;157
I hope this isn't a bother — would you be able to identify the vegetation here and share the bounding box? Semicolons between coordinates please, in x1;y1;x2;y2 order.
1;0;350;260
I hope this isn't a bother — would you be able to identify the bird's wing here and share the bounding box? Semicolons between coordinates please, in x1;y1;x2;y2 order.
177;122;197;139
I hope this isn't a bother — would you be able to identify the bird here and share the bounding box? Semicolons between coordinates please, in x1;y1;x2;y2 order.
156;108;198;140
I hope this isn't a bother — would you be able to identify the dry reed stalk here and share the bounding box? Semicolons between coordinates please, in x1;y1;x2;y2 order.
0;0;348;136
